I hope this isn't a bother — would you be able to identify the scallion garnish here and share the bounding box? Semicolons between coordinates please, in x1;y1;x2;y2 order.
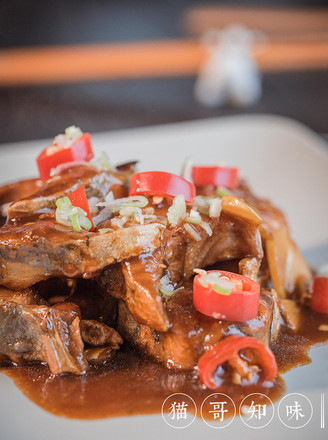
55;196;92;232
212;284;232;295
167;194;186;226
216;187;233;198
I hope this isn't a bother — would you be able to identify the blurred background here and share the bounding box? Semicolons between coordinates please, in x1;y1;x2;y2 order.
0;0;328;143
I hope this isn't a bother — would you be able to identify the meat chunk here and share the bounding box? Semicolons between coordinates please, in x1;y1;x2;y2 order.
81;319;123;365
279;298;301;331
239;182;312;301
0;283;123;374
84;346;118;365
100;211;263;331
238;288;281;345
80;319;123;348
117;288;281;369
264;227;312;301
64;278;119;327
0;292;88;375
0;220;164;290
6;164;131;220
0;286;46;306
0;161;155;290
198;180;312;300
0;178;43;225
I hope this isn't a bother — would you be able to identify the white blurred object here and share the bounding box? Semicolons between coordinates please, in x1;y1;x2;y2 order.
194;26;262;107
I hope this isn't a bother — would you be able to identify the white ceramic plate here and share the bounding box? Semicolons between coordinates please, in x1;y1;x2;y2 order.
0;115;327;440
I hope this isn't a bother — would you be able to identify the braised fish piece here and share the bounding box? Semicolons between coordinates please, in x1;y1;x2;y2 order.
7;162;133;221
0;178;43;226
99;208;263;331
0;285;123;374
0;161;165;291
117;287;281;369
0;219;164;290
0;289;87;374
197;180;312;300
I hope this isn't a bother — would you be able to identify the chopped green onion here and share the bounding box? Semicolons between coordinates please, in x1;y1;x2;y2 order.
159;274;183;298
120;196;149;209
55;196;92;232
167;194;186;226
209;198;222;218
199;221;212;236
183;223;202;241
185;216;201;224
212;284;232;295
197;207;210;216
71;213;81;232
160;287;175;297
65;125;83;138
119;206;144;224
103;195;149;212
160;286;184;297
192;195;214;216
53;126;83;148
79;216;92;231
55;196;71;210
185;208;202;224
216;187;233;198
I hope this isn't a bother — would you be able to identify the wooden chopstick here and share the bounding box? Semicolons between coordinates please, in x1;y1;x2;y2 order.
0;41;205;86
183;6;328;39
0;38;328;86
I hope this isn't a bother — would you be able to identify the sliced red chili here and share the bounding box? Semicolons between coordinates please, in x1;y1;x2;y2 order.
67;186;94;231
192;165;239;189
198;335;278;389
193;270;260;322
37;132;93;181
129;171;196;204
312;276;328;314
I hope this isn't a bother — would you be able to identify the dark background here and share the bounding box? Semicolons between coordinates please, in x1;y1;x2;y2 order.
0;0;328;143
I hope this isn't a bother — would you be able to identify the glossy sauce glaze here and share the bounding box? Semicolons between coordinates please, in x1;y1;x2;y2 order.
0;175;326;420
1;307;327;420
